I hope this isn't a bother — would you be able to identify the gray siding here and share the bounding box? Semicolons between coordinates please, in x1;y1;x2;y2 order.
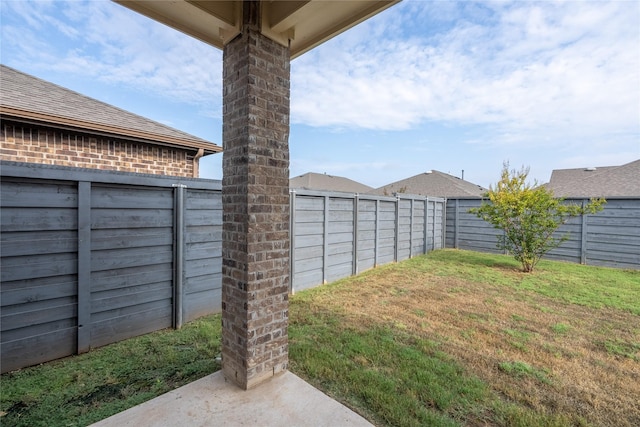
446;198;640;269
290;190;447;292
1;162;222;373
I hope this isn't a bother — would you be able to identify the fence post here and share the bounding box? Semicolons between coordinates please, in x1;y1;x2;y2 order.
453;199;459;249
409;198;414;258
441;199;447;249
375;199;380;267
580;199;588;264
173;184;186;329
289;190;296;293
323;195;329;283
424;198;429;254
77;181;91;354
395;196;400;262
432;198;437;251
353;194;359;275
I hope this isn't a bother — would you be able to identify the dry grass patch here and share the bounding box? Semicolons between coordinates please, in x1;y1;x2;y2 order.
291;250;640;426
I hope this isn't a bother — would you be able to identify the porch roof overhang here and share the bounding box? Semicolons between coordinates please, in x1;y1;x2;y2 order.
114;0;400;59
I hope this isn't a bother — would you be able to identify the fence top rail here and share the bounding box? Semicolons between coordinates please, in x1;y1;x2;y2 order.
290;188;387;200
447;196;639;202
290;188;446;203
0;161;222;190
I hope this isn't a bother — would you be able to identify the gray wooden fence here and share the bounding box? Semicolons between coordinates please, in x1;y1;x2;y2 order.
290;190;446;292
446;198;640;269
4;161;636;373
1;162;221;373
1;162;447;372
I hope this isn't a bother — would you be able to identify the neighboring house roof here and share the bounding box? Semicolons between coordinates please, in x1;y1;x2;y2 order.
0;65;221;155
546;159;640;197
373;170;487;198
290;172;374;193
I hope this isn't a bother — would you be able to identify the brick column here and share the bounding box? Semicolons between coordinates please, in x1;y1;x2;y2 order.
221;6;291;390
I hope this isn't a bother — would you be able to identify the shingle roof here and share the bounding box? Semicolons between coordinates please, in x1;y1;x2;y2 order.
373;170;487;198
290;172;373;193
0;65;221;154
546;159;640;197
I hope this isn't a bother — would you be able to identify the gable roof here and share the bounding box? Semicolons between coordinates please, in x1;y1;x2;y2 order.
0;65;221;155
546;159;640;197
290;172;373;193
373;170;487;198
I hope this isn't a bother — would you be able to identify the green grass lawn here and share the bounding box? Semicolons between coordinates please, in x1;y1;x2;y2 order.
0;317;221;427
2;249;639;426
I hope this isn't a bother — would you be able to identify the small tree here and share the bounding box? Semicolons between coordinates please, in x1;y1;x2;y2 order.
470;163;605;272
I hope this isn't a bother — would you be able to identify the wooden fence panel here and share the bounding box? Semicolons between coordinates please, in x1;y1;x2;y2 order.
326;197;354;283
89;184;174;349
411;202;425;256
445;197;639;269
183;188;222;322
1;161;222;373
397;199;412;261
291;195;325;291
377;200;397;265
583;199;640;268
357;199;377;271
289;190;446;292
1;177;79;373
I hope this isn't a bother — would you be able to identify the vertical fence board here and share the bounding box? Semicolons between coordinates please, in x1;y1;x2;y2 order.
353;195;359;275
375;199;380;266
290;190;296;292
77;182;91;353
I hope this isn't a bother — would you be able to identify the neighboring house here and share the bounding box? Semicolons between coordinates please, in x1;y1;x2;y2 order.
0;65;221;177
546;159;640;197
374;170;487;198
290;172;374;193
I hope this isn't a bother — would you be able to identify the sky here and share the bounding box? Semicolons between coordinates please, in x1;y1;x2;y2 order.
1;0;639;189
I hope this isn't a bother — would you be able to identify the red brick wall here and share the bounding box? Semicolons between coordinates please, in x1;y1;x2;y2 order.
1;122;196;177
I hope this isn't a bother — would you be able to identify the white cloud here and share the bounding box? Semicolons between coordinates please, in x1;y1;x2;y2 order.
291;0;640;148
1;0;637;184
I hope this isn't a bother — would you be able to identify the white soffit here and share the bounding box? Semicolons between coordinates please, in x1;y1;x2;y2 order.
114;0;400;59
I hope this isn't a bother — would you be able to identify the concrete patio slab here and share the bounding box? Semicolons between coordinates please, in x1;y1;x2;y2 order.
90;370;374;427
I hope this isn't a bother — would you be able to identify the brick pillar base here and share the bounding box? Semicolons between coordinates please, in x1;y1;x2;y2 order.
221;20;291;390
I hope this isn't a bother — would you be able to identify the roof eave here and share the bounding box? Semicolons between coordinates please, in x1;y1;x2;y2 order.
1;106;222;155
114;0;401;59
